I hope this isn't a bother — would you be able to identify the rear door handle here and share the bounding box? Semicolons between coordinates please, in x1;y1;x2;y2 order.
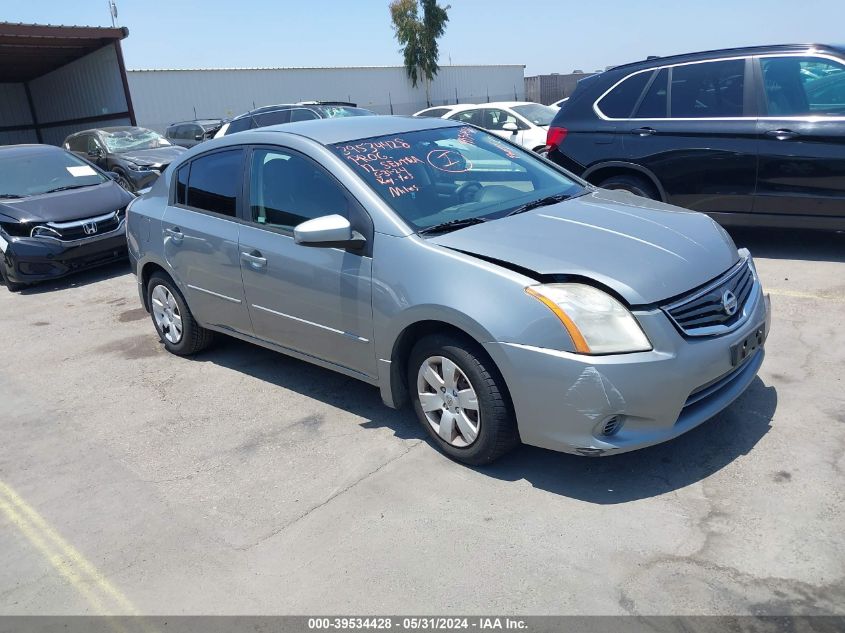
631;127;656;136
164;226;183;244
240;251;267;270
765;128;800;140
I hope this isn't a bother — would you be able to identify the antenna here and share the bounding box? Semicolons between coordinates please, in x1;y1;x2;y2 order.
108;0;118;27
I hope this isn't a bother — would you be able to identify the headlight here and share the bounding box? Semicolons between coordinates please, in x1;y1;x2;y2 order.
525;283;652;354
127;163;152;171
0;221;31;238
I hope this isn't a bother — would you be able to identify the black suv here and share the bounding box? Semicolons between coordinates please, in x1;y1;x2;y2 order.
546;44;845;229
222;102;374;136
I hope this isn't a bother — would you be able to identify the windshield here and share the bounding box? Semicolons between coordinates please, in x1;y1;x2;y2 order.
101;128;171;153
331;125;583;231
314;106;375;118
511;103;559;126
0;149;107;198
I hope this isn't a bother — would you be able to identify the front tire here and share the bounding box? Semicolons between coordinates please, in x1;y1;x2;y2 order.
114;171;136;193
598;174;658;199
409;334;519;465
147;272;213;355
0;260;26;292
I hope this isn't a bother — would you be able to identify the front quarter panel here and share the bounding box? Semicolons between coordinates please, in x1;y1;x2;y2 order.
372;233;581;398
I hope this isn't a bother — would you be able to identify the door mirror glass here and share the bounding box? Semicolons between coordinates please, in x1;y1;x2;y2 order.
88;147;103;158
502;121;519;133
294;214;363;248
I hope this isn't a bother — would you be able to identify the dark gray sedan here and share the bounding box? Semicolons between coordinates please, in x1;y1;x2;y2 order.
126;116;770;464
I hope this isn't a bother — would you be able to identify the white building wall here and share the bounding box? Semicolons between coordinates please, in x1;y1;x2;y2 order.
127;65;525;132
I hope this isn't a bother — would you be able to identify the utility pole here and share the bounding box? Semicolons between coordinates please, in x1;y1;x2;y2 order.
108;0;118;27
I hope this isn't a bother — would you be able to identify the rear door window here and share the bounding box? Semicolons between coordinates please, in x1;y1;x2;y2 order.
761;56;845;116
183;149;244;217
226;117;253;135
635;68;669;118
670;59;745;118
597;71;651;118
254;109;292;128
66;135;88;152
418;108;450;118
447;109;482;126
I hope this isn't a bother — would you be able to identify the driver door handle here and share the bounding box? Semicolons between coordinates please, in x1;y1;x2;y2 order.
765;128;800;140
164;226;183;244
631;127;657;136
241;250;267;270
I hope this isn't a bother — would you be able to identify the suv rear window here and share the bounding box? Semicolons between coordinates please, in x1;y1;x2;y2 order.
597;71;651;118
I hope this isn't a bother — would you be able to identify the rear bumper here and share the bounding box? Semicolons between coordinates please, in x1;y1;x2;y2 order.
1;224;128;284
484;287;771;456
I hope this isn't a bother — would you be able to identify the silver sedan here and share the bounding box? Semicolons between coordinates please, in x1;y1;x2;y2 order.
126;116;770;464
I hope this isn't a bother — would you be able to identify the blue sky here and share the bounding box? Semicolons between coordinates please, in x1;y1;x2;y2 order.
6;0;845;75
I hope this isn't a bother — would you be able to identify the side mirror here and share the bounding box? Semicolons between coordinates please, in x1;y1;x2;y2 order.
502;121;519;133
107;171;121;181
194;133;204;141
88;147;103;158
294;214;365;249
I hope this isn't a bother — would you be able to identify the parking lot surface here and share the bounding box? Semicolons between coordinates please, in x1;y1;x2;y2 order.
1;228;843;615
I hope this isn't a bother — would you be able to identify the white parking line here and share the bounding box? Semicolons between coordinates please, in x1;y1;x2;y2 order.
767;288;845;302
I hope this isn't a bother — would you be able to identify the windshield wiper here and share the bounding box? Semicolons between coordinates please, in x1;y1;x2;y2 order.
505;193;573;217
417;217;488;236
42;184;98;194
0;194;22;199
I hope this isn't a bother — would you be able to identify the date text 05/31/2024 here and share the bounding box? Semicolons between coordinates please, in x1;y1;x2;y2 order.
307;617;528;630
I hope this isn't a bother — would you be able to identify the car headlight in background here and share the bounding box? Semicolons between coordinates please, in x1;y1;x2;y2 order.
127;163;155;171
526;283;652;354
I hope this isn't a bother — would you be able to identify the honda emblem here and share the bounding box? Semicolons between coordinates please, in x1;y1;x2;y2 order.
83;221;98;236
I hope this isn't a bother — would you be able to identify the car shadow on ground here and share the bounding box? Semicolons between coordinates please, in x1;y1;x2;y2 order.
196;336;777;503
13;260;131;295
482;377;777;504
728;226;845;263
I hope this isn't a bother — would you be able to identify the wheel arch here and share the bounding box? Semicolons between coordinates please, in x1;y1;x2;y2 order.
385;317;508;411
582;161;667;202
139;260;171;311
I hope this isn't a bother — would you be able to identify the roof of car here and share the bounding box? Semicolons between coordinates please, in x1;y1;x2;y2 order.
0;143;65;157
609;43;844;72
69;126;148;136
223;115;461;145
168;119;223;127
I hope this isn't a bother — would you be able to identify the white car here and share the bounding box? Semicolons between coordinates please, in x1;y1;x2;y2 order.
440;102;558;153
413;104;476;118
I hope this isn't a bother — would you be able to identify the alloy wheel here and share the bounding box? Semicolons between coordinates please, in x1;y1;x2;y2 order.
151;284;183;344
417;355;481;447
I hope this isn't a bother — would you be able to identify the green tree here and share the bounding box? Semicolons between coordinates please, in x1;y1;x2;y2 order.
389;0;450;106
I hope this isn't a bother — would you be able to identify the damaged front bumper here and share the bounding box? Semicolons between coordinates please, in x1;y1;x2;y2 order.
484;286;771;456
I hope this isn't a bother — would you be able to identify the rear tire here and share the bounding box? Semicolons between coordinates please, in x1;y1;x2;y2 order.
147;272;213;355
598;174;659;199
409;334;519;465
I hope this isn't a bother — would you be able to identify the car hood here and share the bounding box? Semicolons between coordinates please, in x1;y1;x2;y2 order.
0;181;134;224
116;146;186;166
428;189;739;305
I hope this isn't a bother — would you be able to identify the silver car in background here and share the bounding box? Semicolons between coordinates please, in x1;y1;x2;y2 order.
126;116;771;465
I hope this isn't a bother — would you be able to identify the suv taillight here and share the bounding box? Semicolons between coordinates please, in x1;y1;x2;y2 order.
546;126;568;150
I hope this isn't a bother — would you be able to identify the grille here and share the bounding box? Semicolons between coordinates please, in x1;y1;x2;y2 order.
663;258;756;336
31;210;122;242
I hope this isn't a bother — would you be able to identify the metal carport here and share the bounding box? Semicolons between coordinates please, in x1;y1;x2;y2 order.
0;22;135;147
